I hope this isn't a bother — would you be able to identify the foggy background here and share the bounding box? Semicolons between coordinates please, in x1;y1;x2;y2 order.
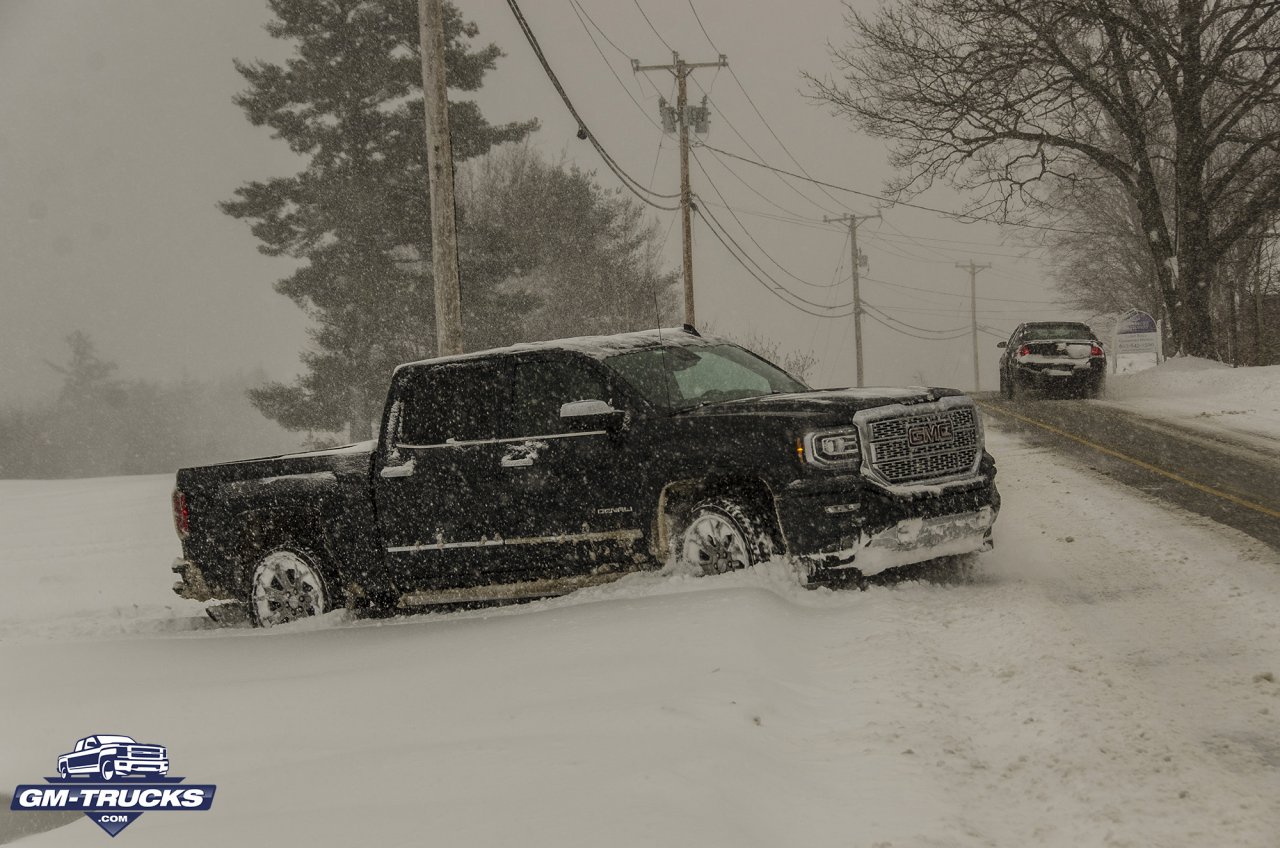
0;0;1066;476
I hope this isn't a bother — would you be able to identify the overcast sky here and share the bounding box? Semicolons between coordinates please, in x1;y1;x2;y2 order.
0;0;1068;407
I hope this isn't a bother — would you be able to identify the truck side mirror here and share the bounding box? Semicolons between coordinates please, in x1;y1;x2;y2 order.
560;399;626;432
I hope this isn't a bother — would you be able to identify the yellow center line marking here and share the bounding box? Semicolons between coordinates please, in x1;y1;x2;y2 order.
976;400;1280;521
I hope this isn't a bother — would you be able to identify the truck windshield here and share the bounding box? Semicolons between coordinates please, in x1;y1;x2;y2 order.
603;343;808;410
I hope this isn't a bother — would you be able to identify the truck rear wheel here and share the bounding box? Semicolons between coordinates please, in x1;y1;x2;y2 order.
248;548;330;627
679;497;774;575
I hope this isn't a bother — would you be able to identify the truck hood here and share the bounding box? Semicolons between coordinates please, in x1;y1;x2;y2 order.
678;386;965;425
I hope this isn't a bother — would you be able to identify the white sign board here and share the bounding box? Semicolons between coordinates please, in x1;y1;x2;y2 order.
1111;310;1162;371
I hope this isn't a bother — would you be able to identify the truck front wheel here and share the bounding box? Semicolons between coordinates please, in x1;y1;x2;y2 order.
679;497;774;575
249;548;331;627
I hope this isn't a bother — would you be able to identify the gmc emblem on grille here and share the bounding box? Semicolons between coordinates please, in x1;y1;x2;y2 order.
906;418;954;447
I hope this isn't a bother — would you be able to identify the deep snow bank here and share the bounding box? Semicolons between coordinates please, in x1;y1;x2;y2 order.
1104;356;1280;447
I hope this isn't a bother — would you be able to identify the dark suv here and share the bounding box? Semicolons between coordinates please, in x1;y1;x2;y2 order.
172;329;1000;626
997;322;1107;398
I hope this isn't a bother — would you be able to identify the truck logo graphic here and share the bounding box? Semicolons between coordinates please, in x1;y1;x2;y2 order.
906;418;954;448
12;735;214;837
58;735;170;781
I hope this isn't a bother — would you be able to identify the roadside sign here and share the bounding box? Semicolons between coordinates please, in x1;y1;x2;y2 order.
1112;309;1162;371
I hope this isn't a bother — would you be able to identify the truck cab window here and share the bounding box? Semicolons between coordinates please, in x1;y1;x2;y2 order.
398;362;505;445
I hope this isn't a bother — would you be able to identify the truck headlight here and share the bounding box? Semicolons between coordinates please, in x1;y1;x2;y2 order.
802;427;862;469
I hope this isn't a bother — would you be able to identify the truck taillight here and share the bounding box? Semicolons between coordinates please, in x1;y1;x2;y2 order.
172;489;190;539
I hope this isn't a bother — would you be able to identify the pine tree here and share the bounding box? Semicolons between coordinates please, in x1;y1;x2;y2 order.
222;0;535;439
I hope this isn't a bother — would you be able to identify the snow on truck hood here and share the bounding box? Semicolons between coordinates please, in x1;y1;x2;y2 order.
685;386;964;419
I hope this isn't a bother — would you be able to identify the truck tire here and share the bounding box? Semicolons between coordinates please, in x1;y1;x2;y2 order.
248;547;331;628
100;758;116;781
679;497;774;575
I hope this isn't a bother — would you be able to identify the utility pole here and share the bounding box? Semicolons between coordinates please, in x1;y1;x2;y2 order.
956;261;991;391
823;212;879;387
418;0;464;356
633;52;727;327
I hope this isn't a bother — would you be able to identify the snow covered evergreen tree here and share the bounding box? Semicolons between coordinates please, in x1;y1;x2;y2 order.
222;0;535;439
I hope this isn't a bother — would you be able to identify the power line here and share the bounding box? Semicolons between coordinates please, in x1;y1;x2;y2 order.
690;81;839;217
571;0;634;60
685;0;855;215
568;0;665;133
695;196;853;307
859;308;971;341
694;203;857;317
695;202;999;345
504;0;679;210
695;142;1110;236
862;300;969;336
632;0;673;51
691;153;843;290
693;141;829;224
861;274;1062;304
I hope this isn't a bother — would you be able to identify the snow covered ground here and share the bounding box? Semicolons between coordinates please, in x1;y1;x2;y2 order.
2;425;1279;847
1105;356;1280;450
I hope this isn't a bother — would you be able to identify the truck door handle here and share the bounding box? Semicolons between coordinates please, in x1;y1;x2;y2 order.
500;456;534;468
380;459;416;478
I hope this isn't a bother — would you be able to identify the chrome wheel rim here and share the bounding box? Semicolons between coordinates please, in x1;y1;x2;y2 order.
251;551;326;627
682;512;750;574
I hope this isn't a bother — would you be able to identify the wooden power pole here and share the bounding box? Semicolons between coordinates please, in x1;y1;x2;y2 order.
633;52;727;327
956;261;990;391
824;212;879;387
419;0;464;356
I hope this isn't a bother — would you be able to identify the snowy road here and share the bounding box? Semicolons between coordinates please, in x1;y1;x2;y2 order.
1;426;1278;846
980;394;1280;550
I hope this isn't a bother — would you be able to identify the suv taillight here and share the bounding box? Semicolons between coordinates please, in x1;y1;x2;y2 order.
1090;344;1104;357
1017;344;1030;357
172;489;190;539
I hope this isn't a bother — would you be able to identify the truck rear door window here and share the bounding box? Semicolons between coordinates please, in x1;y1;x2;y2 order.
398;362;506;445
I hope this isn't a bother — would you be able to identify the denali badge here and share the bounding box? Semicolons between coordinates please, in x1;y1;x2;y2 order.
906;418;954;447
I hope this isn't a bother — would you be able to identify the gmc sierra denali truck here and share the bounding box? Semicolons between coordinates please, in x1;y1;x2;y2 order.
171;328;999;626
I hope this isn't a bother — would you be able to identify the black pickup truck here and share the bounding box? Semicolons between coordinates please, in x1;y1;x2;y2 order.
172;328;999;626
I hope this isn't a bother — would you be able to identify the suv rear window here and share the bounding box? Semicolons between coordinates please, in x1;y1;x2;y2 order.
1021;323;1095;341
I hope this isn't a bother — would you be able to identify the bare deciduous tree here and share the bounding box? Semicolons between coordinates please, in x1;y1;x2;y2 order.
809;0;1280;358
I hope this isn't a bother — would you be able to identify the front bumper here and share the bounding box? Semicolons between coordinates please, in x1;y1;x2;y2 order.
776;474;999;578
115;760;169;775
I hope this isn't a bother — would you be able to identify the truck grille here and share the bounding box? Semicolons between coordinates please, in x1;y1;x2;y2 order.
128;746;165;759
866;404;980;484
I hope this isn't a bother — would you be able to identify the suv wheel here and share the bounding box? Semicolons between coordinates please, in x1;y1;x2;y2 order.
249;548;330;628
679;498;774;575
